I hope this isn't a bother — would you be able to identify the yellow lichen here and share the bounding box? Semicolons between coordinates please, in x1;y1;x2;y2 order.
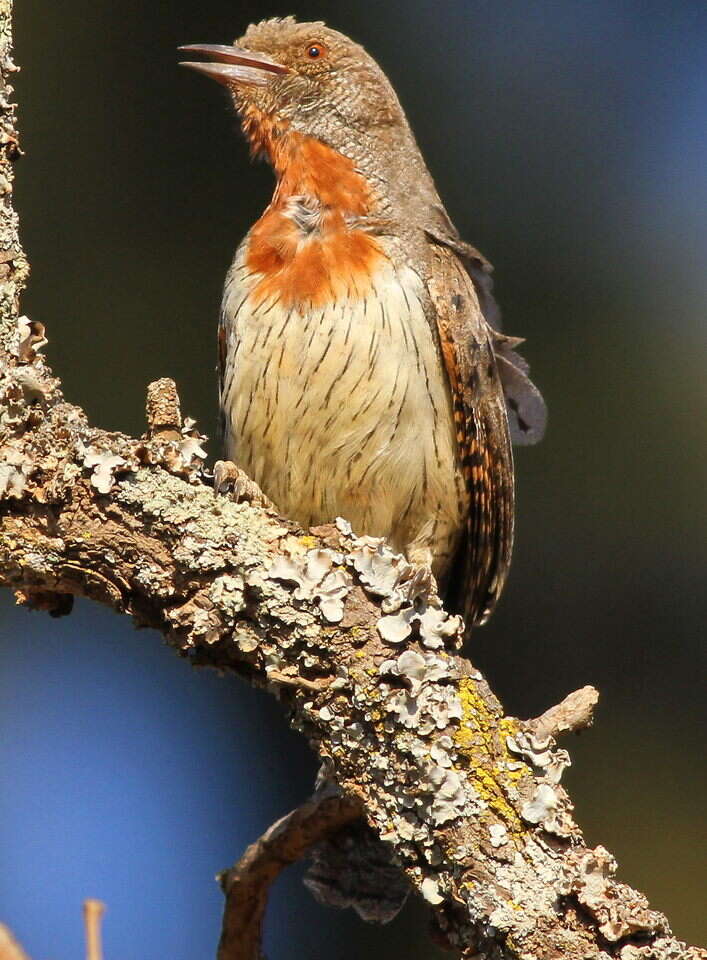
454;678;524;830
454;680;523;766
471;767;520;827
454;677;500;753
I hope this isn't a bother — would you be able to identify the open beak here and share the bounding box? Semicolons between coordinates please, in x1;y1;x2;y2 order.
178;43;289;87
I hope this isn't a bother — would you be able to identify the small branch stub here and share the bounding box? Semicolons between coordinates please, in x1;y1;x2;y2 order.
145;377;182;441
531;685;600;740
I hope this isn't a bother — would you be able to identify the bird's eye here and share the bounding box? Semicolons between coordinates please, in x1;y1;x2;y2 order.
306;43;326;59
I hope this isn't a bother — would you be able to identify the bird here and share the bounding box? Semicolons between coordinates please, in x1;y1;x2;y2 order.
179;17;546;634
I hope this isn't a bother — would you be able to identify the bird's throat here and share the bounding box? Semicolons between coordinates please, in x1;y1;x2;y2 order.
243;123;385;310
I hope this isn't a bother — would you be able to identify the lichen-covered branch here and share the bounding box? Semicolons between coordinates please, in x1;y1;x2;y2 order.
0;5;703;959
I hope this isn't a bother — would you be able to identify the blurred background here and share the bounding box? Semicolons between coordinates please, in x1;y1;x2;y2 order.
1;1;705;957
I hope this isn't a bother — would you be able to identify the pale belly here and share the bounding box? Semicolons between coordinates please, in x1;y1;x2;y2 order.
219;250;468;575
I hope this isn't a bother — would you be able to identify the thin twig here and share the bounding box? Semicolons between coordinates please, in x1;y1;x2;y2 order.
0;925;30;960
217;792;361;960
83;900;105;960
266;669;332;693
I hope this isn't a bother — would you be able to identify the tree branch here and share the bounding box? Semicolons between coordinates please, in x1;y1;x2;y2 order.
0;5;702;959
218;790;361;960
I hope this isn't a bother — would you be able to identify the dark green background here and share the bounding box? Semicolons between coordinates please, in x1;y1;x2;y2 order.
1;2;705;957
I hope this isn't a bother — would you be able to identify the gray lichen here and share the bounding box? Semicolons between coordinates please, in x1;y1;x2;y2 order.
338;524;463;649
82;448;128;494
268;546;352;624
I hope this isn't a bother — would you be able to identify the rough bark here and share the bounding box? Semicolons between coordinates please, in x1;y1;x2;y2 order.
218;791;362;960
0;5;703;959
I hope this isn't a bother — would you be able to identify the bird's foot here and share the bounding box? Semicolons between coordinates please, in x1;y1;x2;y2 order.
213;460;276;510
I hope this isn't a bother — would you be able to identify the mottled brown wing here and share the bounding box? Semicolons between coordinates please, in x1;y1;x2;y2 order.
425;223;547;447
427;243;515;629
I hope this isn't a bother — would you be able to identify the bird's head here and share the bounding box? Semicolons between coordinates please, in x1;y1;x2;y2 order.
179;17;408;169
